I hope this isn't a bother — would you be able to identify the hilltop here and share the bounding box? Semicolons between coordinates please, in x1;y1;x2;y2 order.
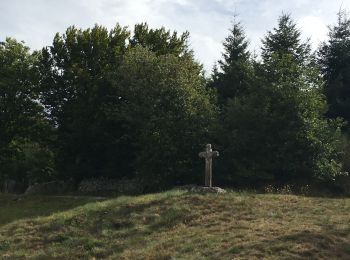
0;190;349;259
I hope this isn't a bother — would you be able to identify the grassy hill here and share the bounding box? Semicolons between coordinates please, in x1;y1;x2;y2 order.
0;190;350;259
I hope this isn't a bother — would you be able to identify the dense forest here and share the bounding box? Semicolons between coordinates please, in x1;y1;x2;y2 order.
1;11;350;193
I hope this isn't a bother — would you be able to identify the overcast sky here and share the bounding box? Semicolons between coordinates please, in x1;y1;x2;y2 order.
1;0;349;73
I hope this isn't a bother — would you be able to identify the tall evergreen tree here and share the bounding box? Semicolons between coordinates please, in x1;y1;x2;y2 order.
210;18;253;106
262;14;310;64
221;14;343;186
318;10;350;125
211;19;257;185
260;14;343;183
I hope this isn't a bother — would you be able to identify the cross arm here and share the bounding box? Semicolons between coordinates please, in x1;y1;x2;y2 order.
212;151;219;158
199;152;206;158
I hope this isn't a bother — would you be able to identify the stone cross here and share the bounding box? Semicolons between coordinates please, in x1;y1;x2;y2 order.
199;144;219;187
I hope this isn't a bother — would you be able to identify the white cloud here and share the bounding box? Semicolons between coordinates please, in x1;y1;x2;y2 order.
191;33;223;74
298;16;328;48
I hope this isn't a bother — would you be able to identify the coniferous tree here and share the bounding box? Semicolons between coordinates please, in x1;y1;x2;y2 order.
261;14;343;183
210;18;253;106
220;14;343;186
318;10;350;179
318;10;350;125
262;14;310;65
211;19;257;185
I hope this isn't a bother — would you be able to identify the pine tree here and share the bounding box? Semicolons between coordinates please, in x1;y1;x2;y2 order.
211;18;253;106
220;19;250;71
262;14;311;64
318;9;350;124
209;18;257;185
262;13;311;82
221;14;343;186
260;13;343;183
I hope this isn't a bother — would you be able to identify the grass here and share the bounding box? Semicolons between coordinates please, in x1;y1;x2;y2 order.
0;190;349;259
0;194;103;227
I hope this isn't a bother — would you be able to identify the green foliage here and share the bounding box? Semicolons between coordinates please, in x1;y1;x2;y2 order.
0;38;51;183
39;23;216;188
117;47;217;188
39;24;132;181
317;9;350;182
262;13;311;67
209;19;253;105
259;15;344;182
130;23;191;57
318;10;350;124
1;14;349;191
0;39;41;148
217;14;344;185
1;140;55;184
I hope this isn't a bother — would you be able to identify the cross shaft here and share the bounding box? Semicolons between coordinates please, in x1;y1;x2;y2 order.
199;144;219;187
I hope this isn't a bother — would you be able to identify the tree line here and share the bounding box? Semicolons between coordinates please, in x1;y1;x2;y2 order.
1;11;350;192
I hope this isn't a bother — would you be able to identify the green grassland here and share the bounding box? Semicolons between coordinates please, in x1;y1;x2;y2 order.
0;190;350;259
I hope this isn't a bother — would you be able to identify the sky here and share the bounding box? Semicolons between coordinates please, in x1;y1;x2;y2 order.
1;0;349;73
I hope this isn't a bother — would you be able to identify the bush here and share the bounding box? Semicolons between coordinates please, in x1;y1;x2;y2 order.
0;140;55;188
